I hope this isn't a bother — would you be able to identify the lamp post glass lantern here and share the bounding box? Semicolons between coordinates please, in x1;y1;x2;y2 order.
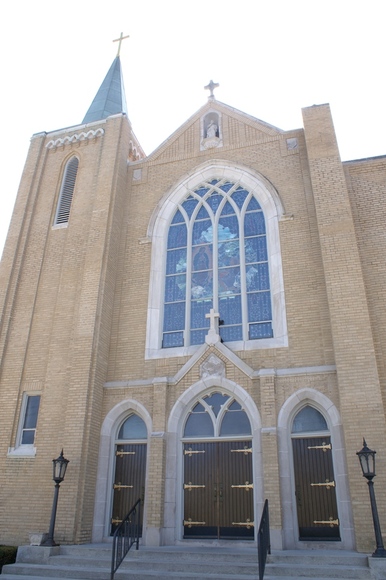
42;450;69;546
357;439;386;557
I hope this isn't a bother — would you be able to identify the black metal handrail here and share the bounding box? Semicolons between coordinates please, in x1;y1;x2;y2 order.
110;498;141;580
257;499;271;580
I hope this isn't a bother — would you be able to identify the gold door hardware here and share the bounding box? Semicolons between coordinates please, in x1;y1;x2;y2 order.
116;450;136;457
184;482;206;491
232;518;254;529
231;481;254;491
113;482;134;491
184;448;205;456
307;443;332;452
230;447;252;454
310;479;335;489
111;518;122;525
313;517;339;527
184;518;206;527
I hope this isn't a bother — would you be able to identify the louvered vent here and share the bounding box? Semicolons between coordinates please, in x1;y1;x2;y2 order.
55;157;79;225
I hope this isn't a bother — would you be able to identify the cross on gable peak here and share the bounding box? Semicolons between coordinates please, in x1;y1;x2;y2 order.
204;79;219;99
113;32;130;56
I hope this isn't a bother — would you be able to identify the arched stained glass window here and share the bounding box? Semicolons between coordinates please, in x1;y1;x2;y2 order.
183;392;252;438
117;414;147;440
291;406;328;434
54;156;79;225
163;179;273;348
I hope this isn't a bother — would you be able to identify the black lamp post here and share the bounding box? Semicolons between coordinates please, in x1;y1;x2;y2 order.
357;439;386;557
42;449;69;547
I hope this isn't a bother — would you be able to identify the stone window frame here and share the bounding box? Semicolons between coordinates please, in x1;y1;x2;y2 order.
7;392;41;458
145;161;288;359
53;155;79;228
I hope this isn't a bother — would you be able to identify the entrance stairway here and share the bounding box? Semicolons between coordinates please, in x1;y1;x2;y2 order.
1;544;374;580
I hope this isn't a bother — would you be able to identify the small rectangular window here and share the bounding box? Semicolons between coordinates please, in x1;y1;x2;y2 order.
20;395;41;445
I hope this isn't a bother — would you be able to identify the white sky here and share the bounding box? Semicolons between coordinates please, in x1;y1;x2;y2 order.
0;0;385;258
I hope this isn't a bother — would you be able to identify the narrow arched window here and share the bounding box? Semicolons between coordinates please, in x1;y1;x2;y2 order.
163;179;273;348
54;156;79;225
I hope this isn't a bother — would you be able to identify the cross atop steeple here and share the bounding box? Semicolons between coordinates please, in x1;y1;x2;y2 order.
113;32;130;56
204;79;219;99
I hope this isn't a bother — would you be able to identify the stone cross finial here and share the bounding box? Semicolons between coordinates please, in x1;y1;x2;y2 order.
113;32;130;56
205;308;221;345
204;80;219;99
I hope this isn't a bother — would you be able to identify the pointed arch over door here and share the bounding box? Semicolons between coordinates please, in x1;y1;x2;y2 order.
291;406;340;541
277;388;355;550
183;391;254;539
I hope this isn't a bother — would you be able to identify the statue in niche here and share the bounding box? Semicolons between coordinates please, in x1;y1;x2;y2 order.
206;120;218;139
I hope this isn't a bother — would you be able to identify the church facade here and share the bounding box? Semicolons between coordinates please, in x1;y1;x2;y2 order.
1;56;386;553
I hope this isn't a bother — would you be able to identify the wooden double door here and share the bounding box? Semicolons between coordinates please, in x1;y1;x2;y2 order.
183;440;254;539
110;443;147;536
292;436;340;541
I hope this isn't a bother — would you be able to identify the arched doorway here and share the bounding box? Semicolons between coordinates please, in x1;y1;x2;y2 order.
110;413;147;536
182;391;254;539
291;406;340;541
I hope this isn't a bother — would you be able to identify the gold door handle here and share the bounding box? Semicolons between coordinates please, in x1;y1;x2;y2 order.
111;518;122;525
307;443;331;452
313;518;339;527
232;519;254;529
310;479;335;489
184;482;205;491
116;451;136;457
231;447;252;454
184;448;205;456
184;518;206;527
113;482;134;491
231;481;253;491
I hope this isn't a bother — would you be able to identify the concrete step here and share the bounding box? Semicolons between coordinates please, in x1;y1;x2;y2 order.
1;544;375;580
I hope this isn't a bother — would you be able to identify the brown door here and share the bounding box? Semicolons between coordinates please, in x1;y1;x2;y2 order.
292;436;340;541
183;440;254;539
110;443;147;536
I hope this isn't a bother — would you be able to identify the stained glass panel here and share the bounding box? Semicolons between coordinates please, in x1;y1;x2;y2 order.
192;219;212;245
218;214;239;239
206;194;223;214
167;223;187;249
221;201;236;215
246;263;270;292
196;205;210;220
192;245;212;272
219;294;242;324
219;181;234;193
164;275;186;302
244;211;266;237
118;414;147;440
219;325;243;342
247;291;272;322
163;302;185;331
166;248;187;275
163;331;184;348
171;209;185;224
191;299;213;328
231;188;249;209
191;266;213;299
195;186;210;197
246;197;261;211
245;237;268;264
218;266;241;296
181;197;199;218
184;412;214;437
292;406;328;433
203;392;229;416
190;329;208;345
249;322;273;339
218;240;240;268
220;409;251;436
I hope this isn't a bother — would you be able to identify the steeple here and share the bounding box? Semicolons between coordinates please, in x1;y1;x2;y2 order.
82;56;128;124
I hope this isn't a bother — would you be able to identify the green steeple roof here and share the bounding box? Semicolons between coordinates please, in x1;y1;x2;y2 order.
82;56;128;124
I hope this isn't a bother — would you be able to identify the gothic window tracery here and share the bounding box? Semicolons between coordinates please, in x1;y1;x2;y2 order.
163;179;273;348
